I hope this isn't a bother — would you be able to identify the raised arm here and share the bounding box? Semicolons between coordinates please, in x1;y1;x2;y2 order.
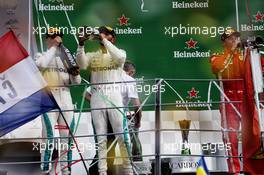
76;46;91;69
35;46;57;68
101;38;126;65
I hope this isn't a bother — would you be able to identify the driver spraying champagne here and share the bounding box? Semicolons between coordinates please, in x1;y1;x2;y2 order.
76;26;133;175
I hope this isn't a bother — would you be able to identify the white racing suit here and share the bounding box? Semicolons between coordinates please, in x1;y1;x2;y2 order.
35;46;81;175
76;39;132;175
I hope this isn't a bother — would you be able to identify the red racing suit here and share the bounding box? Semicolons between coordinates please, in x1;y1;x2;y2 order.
210;49;244;174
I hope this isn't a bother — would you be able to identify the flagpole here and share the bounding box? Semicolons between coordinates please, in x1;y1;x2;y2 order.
58;109;90;175
235;0;240;32
27;0;31;53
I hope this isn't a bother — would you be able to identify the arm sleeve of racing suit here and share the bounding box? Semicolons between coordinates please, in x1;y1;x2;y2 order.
210;54;226;74
101;38;126;65
127;82;139;99
76;45;91;69
35;46;57;68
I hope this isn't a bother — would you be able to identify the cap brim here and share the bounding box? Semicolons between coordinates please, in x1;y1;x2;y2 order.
222;32;240;41
99;26;115;37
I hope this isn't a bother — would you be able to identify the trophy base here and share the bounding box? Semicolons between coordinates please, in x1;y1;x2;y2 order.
133;161;152;174
168;157;200;173
107;161;151;175
151;156;221;174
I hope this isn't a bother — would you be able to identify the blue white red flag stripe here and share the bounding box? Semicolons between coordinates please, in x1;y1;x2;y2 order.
0;31;28;73
0;30;58;137
0;89;57;136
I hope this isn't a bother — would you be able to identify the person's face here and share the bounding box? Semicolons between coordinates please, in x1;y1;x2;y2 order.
126;68;136;77
224;35;240;49
45;35;62;48
45;37;53;47
105;33;115;44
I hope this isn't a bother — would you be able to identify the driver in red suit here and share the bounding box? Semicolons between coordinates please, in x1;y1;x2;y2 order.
210;28;244;174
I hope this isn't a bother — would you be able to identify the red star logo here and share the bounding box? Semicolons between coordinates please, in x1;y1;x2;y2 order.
188;88;199;98
118;14;129;26
254;11;264;22
186;38;197;49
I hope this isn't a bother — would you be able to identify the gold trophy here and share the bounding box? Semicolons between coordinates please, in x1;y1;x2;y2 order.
178;120;191;155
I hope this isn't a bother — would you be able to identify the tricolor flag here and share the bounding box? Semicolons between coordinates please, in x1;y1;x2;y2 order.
196;156;210;175
0;30;58;137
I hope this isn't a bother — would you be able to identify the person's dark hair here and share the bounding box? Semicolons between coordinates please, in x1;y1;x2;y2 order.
45;27;63;39
124;61;136;72
98;26;116;38
221;28;240;42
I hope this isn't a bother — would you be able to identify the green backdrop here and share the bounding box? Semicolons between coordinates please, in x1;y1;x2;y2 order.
33;0;264;110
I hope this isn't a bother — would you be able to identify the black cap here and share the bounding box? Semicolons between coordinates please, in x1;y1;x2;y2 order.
98;26;115;38
46;27;63;38
221;28;240;42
